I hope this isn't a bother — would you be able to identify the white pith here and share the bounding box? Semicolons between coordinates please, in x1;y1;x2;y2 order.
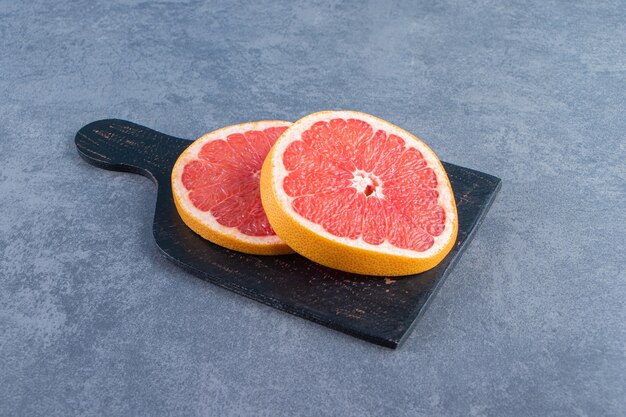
173;120;291;246
270;111;457;258
351;170;384;198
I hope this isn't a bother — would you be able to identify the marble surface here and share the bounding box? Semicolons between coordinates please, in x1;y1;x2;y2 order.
1;1;624;416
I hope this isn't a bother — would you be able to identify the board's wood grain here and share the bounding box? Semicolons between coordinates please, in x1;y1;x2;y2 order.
75;119;501;348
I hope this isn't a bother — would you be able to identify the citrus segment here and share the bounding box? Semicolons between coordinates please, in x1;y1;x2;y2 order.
172;121;294;255
261;111;457;275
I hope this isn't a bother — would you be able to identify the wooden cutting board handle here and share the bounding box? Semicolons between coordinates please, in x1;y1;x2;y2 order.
75;119;193;253
74;119;190;184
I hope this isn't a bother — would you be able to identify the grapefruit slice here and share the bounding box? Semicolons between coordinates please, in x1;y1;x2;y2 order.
172;121;294;255
261;111;458;276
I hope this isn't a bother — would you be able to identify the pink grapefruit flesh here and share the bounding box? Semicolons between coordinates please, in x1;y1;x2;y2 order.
261;111;458;275
172;121;294;255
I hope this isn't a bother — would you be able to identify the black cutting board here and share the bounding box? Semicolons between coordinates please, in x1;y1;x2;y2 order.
75;119;501;349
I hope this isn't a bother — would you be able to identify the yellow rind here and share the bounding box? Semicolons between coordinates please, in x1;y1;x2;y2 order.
171;120;294;256
260;110;458;276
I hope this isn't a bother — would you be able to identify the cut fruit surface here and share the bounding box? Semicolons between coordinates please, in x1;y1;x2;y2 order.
261;111;458;275
172;121;293;255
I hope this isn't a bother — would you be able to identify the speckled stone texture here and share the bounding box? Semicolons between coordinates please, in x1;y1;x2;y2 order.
1;1;624;416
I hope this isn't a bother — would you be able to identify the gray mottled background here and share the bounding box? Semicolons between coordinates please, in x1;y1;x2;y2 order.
1;1;625;416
